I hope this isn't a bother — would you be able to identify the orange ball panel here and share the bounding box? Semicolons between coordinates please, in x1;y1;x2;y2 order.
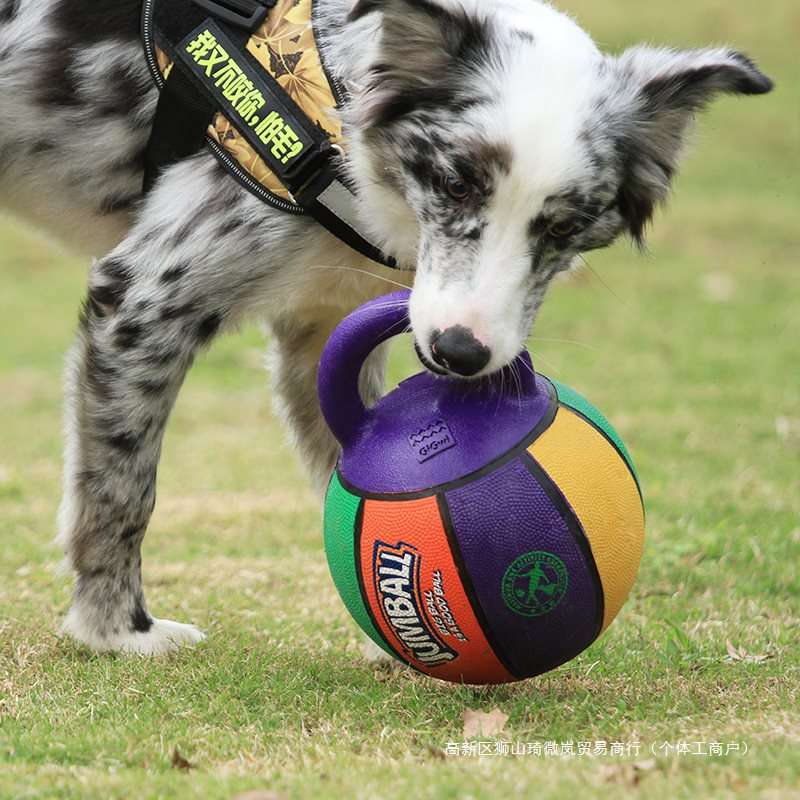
359;496;513;684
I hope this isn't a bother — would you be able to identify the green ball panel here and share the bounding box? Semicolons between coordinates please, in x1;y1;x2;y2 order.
548;377;640;487
323;471;395;657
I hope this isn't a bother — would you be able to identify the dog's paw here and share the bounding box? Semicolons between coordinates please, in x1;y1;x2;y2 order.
62;610;205;656
361;635;396;664
116;618;206;656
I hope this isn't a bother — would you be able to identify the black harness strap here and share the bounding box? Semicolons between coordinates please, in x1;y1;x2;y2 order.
142;0;397;269
143;64;215;193
143;0;255;192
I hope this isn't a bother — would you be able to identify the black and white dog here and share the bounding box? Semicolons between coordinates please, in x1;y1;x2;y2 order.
0;0;771;654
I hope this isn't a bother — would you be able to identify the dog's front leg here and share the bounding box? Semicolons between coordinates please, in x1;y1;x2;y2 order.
268;310;389;494
58;257;209;654
57;157;282;654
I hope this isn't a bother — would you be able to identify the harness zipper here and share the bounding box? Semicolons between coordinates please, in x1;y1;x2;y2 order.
207;139;303;213
142;0;164;89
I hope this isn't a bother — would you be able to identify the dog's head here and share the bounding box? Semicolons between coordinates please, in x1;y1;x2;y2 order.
343;0;772;377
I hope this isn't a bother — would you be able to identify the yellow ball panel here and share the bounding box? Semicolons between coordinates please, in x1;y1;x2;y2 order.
529;407;645;632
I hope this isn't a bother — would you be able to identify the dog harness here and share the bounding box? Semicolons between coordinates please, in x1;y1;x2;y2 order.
142;0;396;268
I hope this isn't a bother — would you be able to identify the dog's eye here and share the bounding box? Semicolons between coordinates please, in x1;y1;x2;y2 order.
548;220;580;238
444;177;471;201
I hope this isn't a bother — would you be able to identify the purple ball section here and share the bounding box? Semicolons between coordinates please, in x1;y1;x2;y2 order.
318;290;553;495
319;291;604;680
444;456;601;677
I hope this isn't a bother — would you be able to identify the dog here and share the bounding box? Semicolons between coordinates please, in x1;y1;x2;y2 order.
0;0;772;654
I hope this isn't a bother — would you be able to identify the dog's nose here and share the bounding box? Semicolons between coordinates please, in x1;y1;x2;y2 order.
430;326;491;377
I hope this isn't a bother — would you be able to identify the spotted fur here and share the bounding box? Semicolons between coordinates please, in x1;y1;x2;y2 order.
0;0;771;653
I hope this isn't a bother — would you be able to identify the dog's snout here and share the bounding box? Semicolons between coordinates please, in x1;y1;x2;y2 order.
430;326;491;377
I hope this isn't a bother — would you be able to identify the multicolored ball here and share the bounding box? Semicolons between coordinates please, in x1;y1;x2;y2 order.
318;292;645;685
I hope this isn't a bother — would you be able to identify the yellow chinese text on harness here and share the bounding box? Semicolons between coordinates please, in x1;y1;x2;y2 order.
142;0;395;267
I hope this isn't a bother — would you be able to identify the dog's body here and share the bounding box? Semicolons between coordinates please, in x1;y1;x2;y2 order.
0;0;771;654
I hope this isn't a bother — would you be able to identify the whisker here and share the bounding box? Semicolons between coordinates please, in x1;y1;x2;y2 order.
496;368;506;414
571;209;604;224
306;265;413;291
350;301;408;312
525;349;561;377
518;355;535;376
349;175;395;191
510;361;523;410
577;255;627;307
531;336;598;352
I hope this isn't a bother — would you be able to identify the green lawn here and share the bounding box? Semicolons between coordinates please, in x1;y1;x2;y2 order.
1;1;798;798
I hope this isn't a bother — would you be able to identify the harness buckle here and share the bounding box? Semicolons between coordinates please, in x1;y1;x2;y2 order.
286;141;337;205
191;0;274;31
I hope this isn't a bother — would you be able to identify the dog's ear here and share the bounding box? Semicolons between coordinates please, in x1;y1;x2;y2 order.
348;0;461;27
611;47;773;245
349;0;490;128
348;0;386;20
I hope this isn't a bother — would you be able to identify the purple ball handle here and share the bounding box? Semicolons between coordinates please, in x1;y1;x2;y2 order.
318;290;412;447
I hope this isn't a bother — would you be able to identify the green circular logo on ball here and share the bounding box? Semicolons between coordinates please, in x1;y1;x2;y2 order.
501;551;569;617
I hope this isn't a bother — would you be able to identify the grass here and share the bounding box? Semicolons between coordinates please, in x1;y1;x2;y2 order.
1;0;798;797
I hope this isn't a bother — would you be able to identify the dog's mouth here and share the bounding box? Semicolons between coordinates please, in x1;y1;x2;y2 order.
413;340;451;377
